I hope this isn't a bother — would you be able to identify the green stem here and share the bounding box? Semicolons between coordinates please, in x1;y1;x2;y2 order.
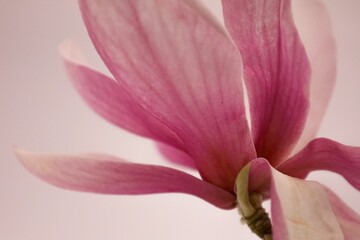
235;164;272;240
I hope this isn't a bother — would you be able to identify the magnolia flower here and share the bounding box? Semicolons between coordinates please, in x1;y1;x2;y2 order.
15;0;360;239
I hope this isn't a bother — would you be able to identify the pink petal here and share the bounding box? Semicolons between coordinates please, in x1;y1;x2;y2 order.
181;0;226;34
278;138;360;191
60;41;185;150
292;0;337;153
79;0;256;191
222;0;311;165
14;148;236;210
247;159;344;239
326;189;360;239
156;142;196;170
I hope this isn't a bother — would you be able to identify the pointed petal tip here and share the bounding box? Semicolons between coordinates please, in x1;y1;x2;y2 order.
13;147;60;180
58;39;86;65
13;146;35;167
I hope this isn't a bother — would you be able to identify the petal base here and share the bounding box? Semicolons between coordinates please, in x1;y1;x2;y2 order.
246;159;345;239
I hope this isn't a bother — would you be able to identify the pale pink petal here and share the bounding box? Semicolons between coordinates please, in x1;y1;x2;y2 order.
326;189;360;239
222;0;310;165
156;142;196;170
60;41;184;150
271;170;344;239
292;0;337;153
278;138;360;190
181;0;226;34
79;0;256;191
247;159;344;239
14;148;236;210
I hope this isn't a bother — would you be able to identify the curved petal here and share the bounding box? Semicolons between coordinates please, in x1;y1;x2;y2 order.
60;41;185;150
222;0;311;165
292;0;337;153
246;159;344;239
278;138;360;191
14;148;236;210
326;189;360;239
79;0;256;191
156;142;197;170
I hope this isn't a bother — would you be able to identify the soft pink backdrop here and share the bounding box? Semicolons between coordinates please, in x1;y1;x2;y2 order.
1;1;360;239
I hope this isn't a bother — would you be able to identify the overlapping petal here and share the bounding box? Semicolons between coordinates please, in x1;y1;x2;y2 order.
246;159;345;239
222;0;311;165
14;1;359;238
278;138;360;191
79;0;256;191
292;0;337;152
14;148;236;209
326;189;360;239
156;142;196;170
61;41;185;150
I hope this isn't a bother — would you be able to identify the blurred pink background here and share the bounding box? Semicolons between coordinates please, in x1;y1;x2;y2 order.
1;1;360;239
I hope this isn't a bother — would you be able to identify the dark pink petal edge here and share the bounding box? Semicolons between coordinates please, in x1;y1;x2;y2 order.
278;138;360;191
14;148;236;209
